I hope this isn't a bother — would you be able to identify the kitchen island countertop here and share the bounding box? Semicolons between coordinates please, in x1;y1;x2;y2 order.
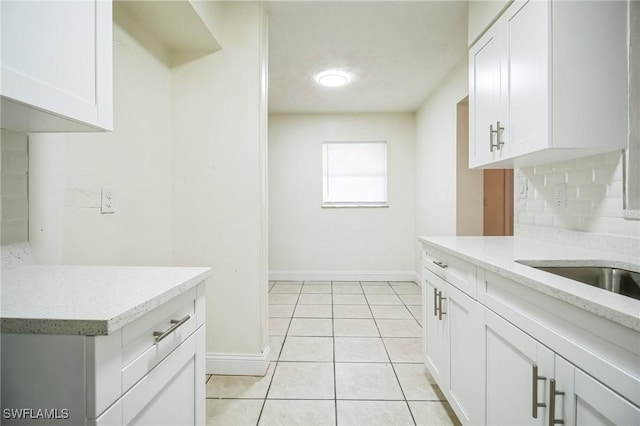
1;265;213;335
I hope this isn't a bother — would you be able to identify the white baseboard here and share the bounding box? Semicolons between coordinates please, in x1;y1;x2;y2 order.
414;271;422;287
206;346;271;376
269;270;418;283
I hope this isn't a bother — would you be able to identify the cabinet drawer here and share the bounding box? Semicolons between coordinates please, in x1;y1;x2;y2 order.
121;286;202;393
88;283;206;418
122;327;203;425
423;246;477;298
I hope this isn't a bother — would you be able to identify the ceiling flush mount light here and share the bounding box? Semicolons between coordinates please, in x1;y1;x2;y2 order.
315;69;351;87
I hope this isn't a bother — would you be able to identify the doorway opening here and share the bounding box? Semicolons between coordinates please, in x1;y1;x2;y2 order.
483;169;514;236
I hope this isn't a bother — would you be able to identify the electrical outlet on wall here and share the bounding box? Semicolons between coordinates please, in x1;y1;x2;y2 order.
101;188;115;214
516;171;528;199
554;183;567;209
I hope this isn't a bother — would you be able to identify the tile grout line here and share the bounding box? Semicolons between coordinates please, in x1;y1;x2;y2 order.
255;281;302;425
332;281;339;426
252;280;441;426
372;281;419;426
390;282;423;328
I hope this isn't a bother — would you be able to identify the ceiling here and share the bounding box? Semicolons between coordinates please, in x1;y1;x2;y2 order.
267;0;468;114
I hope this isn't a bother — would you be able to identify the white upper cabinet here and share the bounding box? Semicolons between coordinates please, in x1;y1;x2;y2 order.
1;0;113;132
469;23;503;166
469;0;628;169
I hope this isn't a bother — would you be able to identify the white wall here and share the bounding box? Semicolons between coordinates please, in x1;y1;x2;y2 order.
28;6;173;266
415;57;470;269
26;2;269;375
455;101;483;236
416;58;469;235
171;2;269;373
467;0;511;46
268;113;416;281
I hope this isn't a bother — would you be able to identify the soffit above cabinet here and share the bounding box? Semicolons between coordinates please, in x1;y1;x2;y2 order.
116;0;222;63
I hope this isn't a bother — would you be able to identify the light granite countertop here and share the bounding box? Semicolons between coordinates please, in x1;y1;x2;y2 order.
418;236;640;331
1;265;213;335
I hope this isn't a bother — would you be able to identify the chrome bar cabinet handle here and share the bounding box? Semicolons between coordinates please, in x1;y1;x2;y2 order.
496;120;505;150
433;288;439;317
489;123;496;152
532;365;547;418
438;291;446;320
490;121;505;152
432;260;448;269
549;379;565;426
153;315;191;343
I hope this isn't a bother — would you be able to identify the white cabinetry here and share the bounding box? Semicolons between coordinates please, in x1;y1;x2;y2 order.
469;23;504;166
1;283;206;426
423;270;447;385
420;241;640;425
481;269;640;425
485;308;553;425
422;249;484;425
469;0;628;169
0;0;113;132
554;357;640;426
485;309;640;426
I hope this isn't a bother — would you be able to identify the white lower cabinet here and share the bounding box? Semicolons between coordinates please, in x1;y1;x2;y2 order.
554;356;640;426
424;270;447;386
121;327;205;426
421;243;640;425
485;305;640;426
423;268;484;425
93;326;204;426
1;283;206;426
485;308;554;425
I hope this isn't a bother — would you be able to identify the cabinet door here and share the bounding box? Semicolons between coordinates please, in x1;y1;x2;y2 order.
122;326;205;426
1;0;113;131
554;356;640;426
469;23;503;168
485;309;553;426
447;284;485;425
423;270;448;387
501;0;549;158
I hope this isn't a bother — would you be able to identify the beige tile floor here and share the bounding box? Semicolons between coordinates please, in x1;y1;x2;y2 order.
205;281;461;426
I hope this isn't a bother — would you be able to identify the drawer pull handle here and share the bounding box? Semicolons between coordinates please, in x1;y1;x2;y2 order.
153;315;191;343
433;261;448;269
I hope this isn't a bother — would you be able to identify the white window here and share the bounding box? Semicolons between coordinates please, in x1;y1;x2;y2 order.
322;141;388;207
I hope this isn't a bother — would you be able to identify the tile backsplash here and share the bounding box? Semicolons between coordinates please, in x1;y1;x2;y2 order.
1;130;29;245
516;150;640;240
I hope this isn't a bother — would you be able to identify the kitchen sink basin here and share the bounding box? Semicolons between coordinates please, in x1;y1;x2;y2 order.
519;263;640;301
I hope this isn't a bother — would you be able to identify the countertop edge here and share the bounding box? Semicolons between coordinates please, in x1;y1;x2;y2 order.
1;266;214;336
105;268;212;335
418;236;640;332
